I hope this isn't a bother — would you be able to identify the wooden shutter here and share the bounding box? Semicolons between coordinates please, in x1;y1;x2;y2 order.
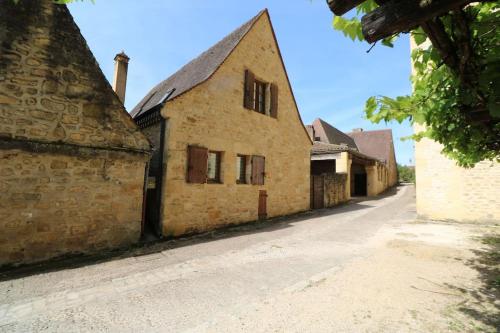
270;83;278;118
187;145;208;184
251;155;265;185
244;70;255;110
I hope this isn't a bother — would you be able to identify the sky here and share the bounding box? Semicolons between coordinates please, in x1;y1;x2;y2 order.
69;0;415;165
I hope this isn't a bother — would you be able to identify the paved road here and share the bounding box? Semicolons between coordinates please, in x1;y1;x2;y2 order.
0;185;416;332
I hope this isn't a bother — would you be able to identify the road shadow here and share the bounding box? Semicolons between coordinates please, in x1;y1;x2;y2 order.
0;186;403;282
445;233;500;331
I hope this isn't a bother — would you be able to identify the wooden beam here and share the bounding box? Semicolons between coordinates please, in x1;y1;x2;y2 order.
361;0;474;43
326;0;365;16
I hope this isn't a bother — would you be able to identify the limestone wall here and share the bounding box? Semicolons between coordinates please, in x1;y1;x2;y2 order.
367;162;391;196
0;0;150;266
324;173;349;207
0;1;149;151
415;126;500;223
158;12;311;236
0;149;147;265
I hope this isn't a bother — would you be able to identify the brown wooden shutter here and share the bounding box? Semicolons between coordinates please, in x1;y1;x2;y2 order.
251;155;265;185
270;83;278;118
244;70;255;110
187;145;208;184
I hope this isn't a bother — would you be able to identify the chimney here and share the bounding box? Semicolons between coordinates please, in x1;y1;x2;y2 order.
306;125;315;141
112;51;130;104
352;128;363;132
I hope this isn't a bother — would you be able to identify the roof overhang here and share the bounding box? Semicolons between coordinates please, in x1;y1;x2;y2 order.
311;153;342;161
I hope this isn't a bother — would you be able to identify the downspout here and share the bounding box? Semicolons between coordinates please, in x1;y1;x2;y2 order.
154;88;175;238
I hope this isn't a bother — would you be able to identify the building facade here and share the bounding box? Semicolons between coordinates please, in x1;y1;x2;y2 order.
0;0;151;266
415;124;500;223
132;10;311;237
308;119;395;209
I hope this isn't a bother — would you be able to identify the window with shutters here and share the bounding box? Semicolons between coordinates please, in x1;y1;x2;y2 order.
207;151;222;183
244;70;278;119
236;155;248;184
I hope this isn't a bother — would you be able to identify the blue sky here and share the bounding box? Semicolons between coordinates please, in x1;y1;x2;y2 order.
69;0;415;165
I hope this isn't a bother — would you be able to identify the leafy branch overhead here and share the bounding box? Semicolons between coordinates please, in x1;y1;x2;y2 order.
329;0;499;167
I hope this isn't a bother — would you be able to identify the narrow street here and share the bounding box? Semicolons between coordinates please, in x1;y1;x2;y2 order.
0;185;497;332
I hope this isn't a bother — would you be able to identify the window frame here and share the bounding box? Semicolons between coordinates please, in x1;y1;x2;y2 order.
207;151;222;184
236;155;247;184
254;80;267;114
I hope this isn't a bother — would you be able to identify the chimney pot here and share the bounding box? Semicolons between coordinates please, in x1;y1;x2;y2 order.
113;51;129;104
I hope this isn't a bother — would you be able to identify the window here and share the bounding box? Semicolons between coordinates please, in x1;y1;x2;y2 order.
244;70;278;118
236;155;247;184
254;80;266;114
187;146;223;184
207;151;222;183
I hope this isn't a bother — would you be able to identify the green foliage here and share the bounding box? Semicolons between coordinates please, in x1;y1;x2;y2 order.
397;164;415;183
332;2;500;167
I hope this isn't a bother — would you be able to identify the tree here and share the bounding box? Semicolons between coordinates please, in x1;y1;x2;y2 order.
331;1;499;167
397;164;415;183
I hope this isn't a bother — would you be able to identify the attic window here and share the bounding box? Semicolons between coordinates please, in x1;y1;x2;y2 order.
244;70;278;118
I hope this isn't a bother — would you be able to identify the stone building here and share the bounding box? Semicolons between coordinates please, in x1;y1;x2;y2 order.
347;128;398;189
131;10;311;237
0;0;151;266
409;39;500;223
415;125;500;223
308;119;394;209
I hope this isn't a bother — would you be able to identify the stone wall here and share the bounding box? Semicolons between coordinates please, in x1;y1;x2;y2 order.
415;124;500;223
324;173;349;207
0;1;149;151
158;12;311;236
0;149;146;265
0;0;151;266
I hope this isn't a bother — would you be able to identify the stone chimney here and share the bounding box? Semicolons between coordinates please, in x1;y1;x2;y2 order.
352;128;363;132
112;51;130;104
306;125;315;141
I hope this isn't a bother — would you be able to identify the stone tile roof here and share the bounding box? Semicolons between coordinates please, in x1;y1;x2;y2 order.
347;129;395;163
131;10;266;119
311;142;380;162
311;141;351;155
311;118;358;150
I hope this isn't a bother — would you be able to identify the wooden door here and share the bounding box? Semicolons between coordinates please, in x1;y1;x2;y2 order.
311;175;324;209
258;190;267;220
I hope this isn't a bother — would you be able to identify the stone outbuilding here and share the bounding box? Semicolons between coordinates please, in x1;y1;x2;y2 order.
131;9;312;237
347;128;398;189
307;119;395;209
0;0;151;266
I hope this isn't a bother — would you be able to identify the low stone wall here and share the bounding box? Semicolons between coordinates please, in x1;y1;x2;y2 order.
0;148;148;266
324;173;349;207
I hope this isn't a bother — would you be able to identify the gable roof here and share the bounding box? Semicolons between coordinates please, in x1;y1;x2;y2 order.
347;129;395;164
131;10;265;119
311;118;358;150
1;0;151;153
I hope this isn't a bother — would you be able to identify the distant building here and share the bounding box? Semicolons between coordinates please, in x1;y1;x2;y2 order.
132;10;311;237
308;119;396;209
0;0;151;266
347;128;398;188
